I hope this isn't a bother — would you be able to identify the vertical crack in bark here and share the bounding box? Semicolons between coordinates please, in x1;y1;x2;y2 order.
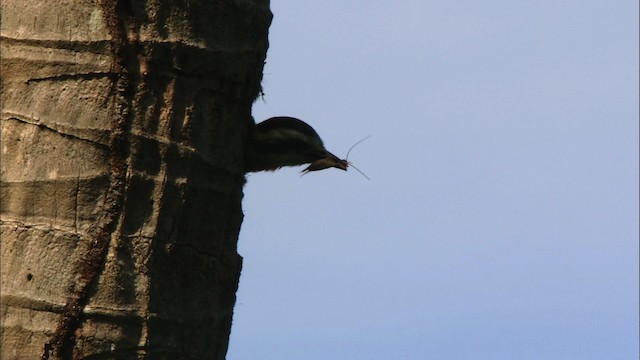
42;0;137;359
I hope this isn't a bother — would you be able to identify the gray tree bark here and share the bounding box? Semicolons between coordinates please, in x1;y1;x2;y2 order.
0;0;271;359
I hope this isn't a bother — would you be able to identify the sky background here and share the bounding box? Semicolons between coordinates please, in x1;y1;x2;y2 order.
228;1;639;359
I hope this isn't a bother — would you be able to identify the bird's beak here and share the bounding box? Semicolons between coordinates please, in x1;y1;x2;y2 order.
326;152;348;171
301;152;349;173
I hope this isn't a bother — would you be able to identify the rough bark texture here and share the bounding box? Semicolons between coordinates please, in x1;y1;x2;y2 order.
0;1;271;359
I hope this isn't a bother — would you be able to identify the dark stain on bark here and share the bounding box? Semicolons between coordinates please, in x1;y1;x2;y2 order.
42;1;137;359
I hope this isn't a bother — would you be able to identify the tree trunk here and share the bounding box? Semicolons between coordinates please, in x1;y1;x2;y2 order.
0;1;271;359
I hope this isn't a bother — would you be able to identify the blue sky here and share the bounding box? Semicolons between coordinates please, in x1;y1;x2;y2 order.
228;1;639;359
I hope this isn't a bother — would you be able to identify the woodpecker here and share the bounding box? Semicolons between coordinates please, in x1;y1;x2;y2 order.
244;116;347;174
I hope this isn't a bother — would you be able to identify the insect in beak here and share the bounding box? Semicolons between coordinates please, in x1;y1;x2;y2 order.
301;152;347;174
301;136;371;180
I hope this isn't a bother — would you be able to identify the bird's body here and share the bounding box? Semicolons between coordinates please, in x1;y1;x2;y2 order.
244;117;347;173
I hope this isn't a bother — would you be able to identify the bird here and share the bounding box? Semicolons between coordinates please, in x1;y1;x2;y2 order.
244;116;347;174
